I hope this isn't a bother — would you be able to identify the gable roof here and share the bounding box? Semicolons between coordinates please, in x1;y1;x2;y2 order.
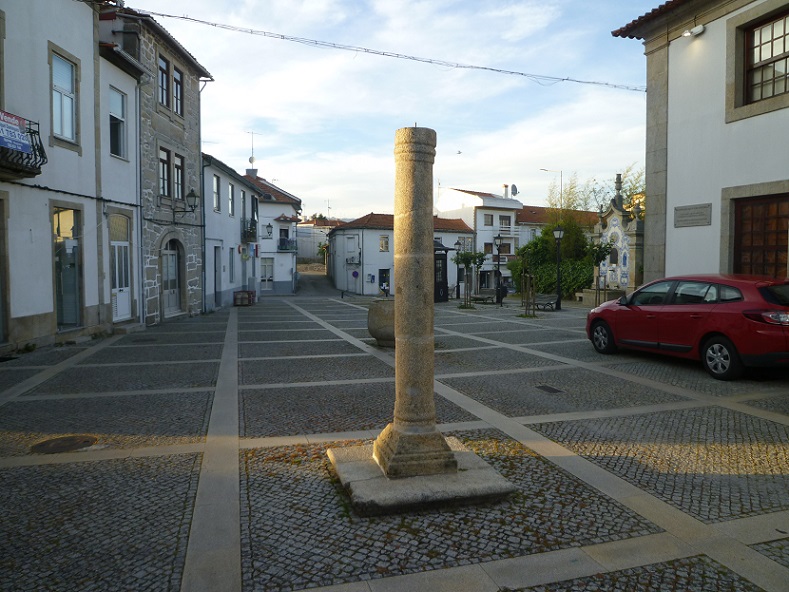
330;213;473;234
102;6;213;79
612;0;693;39
517;205;598;227
244;175;303;212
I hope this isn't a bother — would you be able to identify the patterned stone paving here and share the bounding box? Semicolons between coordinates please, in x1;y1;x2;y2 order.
240;431;660;591
751;537;789;569
240;383;477;438
23;363;220;395
441;367;688;417
239;355;394;385
531;407;789;523
0;392;212;456
0;454;201;592
518;555;765;592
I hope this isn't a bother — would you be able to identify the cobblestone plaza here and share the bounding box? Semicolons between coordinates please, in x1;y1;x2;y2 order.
1;295;788;591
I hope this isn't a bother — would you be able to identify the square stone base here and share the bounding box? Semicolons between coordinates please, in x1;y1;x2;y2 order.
327;437;517;516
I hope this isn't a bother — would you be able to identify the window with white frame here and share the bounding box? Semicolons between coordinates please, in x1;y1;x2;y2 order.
173;154;184;200
109;87;126;157
158;148;171;197
52;53;76;142
483;214;493;226
158;55;170;108
747;11;789;103
459;236;473;251
213;175;221;211
379;235;389;252
228;183;235;216
229;247;235;282
173;67;183;115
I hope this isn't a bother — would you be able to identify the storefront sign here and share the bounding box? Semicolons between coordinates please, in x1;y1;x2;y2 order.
0;110;33;154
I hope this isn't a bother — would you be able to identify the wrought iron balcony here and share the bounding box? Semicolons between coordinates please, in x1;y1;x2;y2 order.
0;115;48;180
241;217;257;243
277;238;298;252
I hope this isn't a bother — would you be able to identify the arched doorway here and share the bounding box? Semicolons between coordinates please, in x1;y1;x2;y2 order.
161;239;182;317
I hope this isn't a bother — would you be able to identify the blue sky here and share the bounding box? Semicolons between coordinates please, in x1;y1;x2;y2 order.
129;0;655;219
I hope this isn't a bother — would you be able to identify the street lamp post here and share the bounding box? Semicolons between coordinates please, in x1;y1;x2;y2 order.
553;226;564;311
453;239;462;299
493;234;503;307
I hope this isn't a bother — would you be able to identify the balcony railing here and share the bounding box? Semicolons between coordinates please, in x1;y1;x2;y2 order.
0;116;48;180
277;238;298;252
240;217;257;243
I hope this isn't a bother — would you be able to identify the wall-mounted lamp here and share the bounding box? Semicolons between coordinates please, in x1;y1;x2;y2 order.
265;222;273;238
171;188;200;223
682;24;705;37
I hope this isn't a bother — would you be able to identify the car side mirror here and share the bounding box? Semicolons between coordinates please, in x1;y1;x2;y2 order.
618;295;629;306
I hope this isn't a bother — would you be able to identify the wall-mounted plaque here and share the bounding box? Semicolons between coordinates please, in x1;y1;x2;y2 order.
674;203;712;228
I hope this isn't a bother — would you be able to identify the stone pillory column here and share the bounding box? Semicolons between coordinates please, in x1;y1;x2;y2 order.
372;127;458;478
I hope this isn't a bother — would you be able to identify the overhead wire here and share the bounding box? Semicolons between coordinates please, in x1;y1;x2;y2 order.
134;10;646;93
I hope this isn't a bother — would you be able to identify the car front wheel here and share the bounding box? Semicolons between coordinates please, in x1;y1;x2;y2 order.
591;321;617;354
702;336;743;381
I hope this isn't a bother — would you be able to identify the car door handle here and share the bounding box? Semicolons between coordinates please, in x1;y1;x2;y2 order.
646;314;657;319
689;314;702;319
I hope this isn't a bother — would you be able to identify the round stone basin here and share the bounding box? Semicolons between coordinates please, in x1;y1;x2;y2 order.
368;298;395;347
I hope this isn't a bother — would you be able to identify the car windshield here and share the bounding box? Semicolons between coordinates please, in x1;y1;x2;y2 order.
761;283;789;306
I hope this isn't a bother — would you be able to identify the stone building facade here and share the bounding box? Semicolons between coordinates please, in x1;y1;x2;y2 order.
105;7;213;325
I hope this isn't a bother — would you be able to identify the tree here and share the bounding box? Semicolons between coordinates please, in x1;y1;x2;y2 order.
452;251;487;306
545;165;646;215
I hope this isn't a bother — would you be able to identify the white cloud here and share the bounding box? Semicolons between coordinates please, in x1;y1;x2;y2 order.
129;0;649;219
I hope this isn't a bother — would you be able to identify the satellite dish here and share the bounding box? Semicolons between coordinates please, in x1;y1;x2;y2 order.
511;184;519;196
249;156;256;165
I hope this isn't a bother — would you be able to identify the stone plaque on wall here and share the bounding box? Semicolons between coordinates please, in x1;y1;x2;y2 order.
674;203;712;228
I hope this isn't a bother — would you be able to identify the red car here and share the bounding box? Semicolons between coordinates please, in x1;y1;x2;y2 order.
586;274;789;380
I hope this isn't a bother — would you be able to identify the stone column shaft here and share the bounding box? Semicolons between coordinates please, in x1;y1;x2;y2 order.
373;127;457;478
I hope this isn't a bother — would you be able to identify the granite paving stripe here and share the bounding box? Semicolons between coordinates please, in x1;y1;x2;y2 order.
516;555;765;591
0;391;213;457
0;369;42;393
239;355;395;385
240;431;660;591
0;453;201;592
441;321;528;335
531;407;789;523
472;329;580;344
79;343;223;364
440;367;688;418
240;383;477;438
529;339;641;363
340;328;377;339
239;340;360;358
236;321;323;331
23;362;219;395
114;332;227;344
434;347;559;374
324;320;369;329
239;329;338;342
751;537;789;568
742;393;789;417
604;358;789;397
0;345;89;367
434;335;495;350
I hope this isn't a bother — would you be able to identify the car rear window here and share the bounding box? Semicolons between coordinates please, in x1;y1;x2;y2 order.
718;285;743;302
760;284;789;305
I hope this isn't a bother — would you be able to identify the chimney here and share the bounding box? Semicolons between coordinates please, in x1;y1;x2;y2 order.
502;184;509;199
246;168;258;177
